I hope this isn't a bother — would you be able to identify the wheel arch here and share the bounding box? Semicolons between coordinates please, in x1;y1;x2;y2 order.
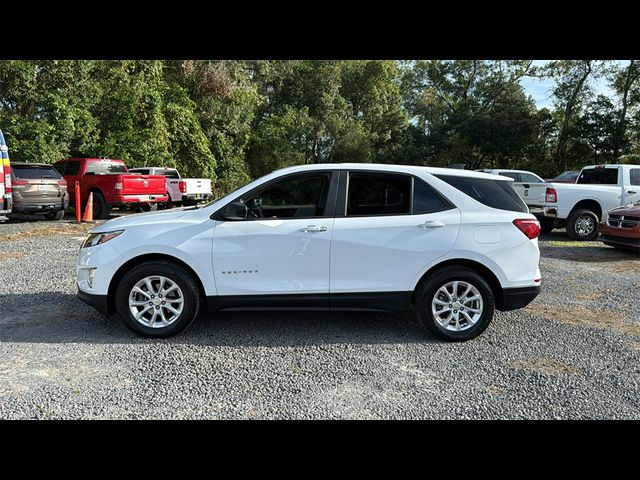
106;253;206;316
411;258;506;310
569;199;603;220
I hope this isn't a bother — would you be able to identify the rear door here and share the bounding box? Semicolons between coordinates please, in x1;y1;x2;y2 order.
330;171;460;299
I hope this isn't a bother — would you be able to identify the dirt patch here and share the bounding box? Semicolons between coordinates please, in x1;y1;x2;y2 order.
527;303;640;337
576;288;613;301
630;341;640;351
510;357;581;377
0;252;25;260
0;223;93;242
486;385;506;395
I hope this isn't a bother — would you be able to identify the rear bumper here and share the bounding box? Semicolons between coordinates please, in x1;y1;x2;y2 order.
77;289;110;316
182;193;211;203
12;196;68;213
529;206;557;218
111;194;169;205
498;285;541;311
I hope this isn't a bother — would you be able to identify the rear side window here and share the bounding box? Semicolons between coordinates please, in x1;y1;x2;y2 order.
63;161;81;175
630;169;640;186
85;161;127;174
162;170;180;179
131;169;150;175
12;165;62;180
434;175;528;213
499;172;520;181
577;167;618;185
413;179;455;214
347;174;411;216
520;173;543;183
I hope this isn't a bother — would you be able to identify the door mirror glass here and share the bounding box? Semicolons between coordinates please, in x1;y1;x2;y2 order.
221;201;249;221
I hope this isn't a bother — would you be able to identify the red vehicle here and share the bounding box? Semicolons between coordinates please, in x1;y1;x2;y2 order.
598;202;640;251
544;170;579;184
53;158;168;219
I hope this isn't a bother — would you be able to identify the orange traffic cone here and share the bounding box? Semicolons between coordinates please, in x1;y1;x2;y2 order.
82;192;95;223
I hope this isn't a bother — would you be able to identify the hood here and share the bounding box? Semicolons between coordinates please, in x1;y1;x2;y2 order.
91;207;197;232
608;203;640;216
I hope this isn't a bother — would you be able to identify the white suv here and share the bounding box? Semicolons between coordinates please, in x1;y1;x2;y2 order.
77;164;542;341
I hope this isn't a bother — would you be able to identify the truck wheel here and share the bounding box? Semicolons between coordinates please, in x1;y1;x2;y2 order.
539;219;555;234
45;210;65;221
115;260;201;338
567;208;598;241
92;192;110;219
415;266;495;341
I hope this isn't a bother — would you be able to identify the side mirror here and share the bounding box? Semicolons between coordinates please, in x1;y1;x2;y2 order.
221;201;248;221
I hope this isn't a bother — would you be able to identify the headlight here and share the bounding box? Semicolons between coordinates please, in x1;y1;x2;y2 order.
81;230;124;249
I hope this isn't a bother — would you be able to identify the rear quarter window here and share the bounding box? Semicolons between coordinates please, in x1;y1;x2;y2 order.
434;175;528;213
577;167;619;185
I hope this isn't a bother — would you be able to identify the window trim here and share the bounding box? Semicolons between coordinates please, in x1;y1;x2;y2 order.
337;170;456;218
212;170;340;221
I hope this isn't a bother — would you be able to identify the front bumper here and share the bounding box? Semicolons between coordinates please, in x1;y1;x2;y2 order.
77;289;110;316
498;285;541;311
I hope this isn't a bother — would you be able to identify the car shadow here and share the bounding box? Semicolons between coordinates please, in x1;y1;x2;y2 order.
0;292;439;347
538;231;640;262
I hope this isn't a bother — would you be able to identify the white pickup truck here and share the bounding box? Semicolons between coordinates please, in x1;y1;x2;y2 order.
128;167;212;206
527;164;640;240
475;169;548;207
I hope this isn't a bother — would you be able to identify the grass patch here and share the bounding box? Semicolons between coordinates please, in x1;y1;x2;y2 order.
545;240;597;248
0;251;25;260
526;303;640;337
0;223;93;242
510;357;581;377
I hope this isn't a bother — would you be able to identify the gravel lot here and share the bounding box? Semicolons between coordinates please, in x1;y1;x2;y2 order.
1;213;639;419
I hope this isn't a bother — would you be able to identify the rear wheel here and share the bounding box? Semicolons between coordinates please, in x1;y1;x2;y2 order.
415;266;495;341
92;191;110;219
115;261;201;338
567;208;599;240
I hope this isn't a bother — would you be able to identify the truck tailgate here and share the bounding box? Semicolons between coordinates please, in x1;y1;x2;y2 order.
122;174;166;195
519;183;547;206
184;178;212;195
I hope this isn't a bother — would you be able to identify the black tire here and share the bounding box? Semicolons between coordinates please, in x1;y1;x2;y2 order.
45;210;65;220
415;266;495;341
92;191;110;219
566;208;599;241
115;260;201;338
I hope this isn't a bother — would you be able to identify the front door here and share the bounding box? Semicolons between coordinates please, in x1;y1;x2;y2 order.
213;171;337;302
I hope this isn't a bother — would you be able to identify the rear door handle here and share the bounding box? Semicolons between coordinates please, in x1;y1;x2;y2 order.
628;191;637;195
300;225;327;232
418;221;445;228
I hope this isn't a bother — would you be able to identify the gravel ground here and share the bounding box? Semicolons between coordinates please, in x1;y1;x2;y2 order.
0;213;639;419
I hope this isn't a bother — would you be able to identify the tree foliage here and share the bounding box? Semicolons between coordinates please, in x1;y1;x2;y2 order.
0;59;638;192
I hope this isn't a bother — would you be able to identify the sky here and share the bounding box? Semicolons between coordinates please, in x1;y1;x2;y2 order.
520;60;626;109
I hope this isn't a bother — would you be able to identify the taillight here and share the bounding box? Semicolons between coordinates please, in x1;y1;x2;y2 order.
513;219;541;239
3;163;10;193
545;187;557;203
179;181;187;193
57;179;67;187
12;178;28;186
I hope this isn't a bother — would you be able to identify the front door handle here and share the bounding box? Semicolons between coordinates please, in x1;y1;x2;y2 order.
300;225;327;232
418;221;445;228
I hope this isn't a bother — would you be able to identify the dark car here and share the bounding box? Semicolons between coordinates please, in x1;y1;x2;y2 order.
545;170;579;184
598;202;640;252
10;163;68;220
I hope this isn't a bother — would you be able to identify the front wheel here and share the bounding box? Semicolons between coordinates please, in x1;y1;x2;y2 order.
415;266;495;341
115;261;201;338
566;208;599;241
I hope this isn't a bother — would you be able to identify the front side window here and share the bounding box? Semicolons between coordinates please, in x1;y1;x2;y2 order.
243;173;330;219
347;174;411;216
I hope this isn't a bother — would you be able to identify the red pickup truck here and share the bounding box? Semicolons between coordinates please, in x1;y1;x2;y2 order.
53;158;168;219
